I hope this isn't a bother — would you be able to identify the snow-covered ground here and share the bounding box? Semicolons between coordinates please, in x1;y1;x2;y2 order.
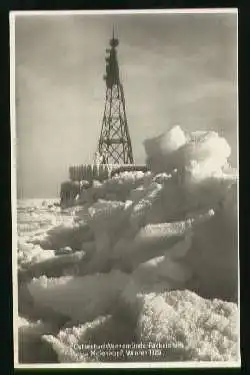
15;126;239;365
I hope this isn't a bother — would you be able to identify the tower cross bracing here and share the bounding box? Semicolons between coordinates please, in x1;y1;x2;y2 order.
97;28;134;165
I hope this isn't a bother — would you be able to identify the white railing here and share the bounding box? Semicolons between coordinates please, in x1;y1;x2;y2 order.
68;163;148;182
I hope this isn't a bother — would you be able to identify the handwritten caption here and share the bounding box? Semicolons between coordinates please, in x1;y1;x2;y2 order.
73;342;184;359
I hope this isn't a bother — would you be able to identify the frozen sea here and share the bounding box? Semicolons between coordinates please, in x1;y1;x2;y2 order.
15;127;239;366
17;198;85;363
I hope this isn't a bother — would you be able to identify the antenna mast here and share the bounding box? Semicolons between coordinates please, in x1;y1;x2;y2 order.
97;27;134;164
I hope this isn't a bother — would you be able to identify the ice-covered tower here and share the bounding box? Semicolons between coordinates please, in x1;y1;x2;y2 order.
97;28;134;165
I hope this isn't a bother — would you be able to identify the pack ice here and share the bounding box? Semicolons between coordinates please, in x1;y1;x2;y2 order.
17;126;239;363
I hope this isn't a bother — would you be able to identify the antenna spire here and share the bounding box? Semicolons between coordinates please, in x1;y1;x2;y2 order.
110;25;118;48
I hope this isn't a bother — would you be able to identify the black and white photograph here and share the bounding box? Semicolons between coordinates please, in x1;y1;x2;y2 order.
10;9;240;368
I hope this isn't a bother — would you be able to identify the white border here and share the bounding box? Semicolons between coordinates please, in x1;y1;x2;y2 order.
10;8;238;16
10;11;19;367
236;9;240;366
15;361;240;369
10;9;240;369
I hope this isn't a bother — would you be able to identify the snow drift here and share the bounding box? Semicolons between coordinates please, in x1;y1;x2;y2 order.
27;270;130;324
41;290;238;363
136;290;238;361
144;126;231;179
18;316;58;363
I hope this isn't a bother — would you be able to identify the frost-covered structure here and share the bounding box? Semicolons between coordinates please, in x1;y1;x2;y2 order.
17;126;239;365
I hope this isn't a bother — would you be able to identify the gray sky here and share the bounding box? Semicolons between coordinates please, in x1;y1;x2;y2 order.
15;11;237;198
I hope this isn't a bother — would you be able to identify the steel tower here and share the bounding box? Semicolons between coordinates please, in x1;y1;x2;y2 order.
97;28;134;164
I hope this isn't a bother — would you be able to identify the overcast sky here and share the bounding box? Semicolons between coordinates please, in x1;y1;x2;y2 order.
14;11;237;198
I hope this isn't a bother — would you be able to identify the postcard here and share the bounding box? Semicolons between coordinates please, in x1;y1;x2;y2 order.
10;8;240;368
